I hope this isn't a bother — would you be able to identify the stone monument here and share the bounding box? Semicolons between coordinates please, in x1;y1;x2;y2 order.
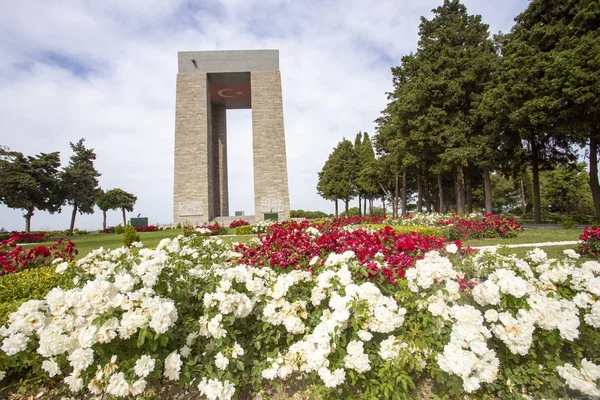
173;50;291;226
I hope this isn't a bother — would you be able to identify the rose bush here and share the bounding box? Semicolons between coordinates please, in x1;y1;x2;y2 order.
0;222;597;399
0;237;77;276
579;226;600;258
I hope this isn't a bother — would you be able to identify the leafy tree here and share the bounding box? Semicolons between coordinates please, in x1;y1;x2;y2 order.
103;188;137;226
530;0;600;217
62;139;101;236
0;147;63;232
412;0;497;215
356;133;380;216
377;0;497;216
95;189;111;230
481;2;582;223
316;140;359;215
541;162;594;216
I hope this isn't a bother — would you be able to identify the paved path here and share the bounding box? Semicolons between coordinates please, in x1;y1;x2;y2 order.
474;240;579;251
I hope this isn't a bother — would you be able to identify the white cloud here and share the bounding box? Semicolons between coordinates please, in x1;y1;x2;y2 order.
0;0;528;231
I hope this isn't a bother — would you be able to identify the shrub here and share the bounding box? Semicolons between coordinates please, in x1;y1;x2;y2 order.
236;225;254;235
0;237;77;276
0;264;77;326
185;224;227;237
123;225;141;247
579;226;600;257
114;225;125;234
366;224;442;237
0;232;48;243
176;223;182;229
229;219;250;228
102;226;116;233
134;225;158;232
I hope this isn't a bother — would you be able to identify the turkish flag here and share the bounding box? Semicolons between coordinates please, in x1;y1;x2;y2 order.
210;84;251;103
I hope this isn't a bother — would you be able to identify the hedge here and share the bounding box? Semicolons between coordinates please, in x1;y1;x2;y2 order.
365;224;443;237
0;265;77;326
235;225;254;235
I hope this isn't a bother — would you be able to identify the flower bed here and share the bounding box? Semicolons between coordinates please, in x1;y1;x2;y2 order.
0;232;48;243
134;225;159;233
235;220;470;285
184;224;227;236
0;223;598;399
579;226;600;257
0;237;77;276
229;220;249;228
383;212;523;240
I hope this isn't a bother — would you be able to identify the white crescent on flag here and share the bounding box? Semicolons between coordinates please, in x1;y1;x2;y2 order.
217;89;236;98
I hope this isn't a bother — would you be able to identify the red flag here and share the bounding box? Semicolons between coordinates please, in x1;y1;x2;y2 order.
210;84;251;103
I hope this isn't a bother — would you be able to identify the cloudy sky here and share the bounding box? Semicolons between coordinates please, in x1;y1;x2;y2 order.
0;0;528;231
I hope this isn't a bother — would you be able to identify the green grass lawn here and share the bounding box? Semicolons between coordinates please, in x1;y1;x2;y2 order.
20;226;583;260
463;227;581;246
25;229;258;259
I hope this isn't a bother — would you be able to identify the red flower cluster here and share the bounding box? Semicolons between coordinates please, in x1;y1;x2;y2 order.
0;237;78;275
579;226;600;257
134;225;159;232
229;220;250;228
436;214;522;239
235;220;472;285
1;231;47;243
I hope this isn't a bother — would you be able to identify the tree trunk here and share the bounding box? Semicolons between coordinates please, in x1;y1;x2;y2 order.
382;197;386;216
401;171;407;215
69;204;78;236
465;168;473;214
344;199;349;216
394;173;399;218
531;142;542;224
589;135;600;219
335;199;339;218
122;208;127;226
102;210;107;230
24;208;33;233
424;177;432;212
438;174;444;213
358;196;362;218
456;166;466;216
417;171;423;213
483;168;492;215
520;177;527;219
369;199;373;216
364;197;367;217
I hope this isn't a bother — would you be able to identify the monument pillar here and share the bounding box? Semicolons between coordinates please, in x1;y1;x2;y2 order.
173;72;210;226
212;104;229;217
251;71;290;221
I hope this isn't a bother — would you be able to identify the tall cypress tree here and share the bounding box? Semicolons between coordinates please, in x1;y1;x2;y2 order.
62;139;101;235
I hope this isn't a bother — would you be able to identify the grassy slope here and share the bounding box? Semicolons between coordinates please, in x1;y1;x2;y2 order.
463;228;581;246
24;229;257;259
21;226;583;260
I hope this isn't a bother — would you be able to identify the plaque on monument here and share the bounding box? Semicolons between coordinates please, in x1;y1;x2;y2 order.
179;202;204;216
260;197;284;213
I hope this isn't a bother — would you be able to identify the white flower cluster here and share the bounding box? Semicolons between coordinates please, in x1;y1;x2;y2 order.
406;251;460;292
261;252;405;388
557;359;600;397
437;305;499;393
198;377;236;400
0;238;200;396
252;219;276;233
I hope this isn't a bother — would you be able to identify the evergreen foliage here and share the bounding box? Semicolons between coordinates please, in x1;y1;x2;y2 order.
61;139;101;236
0;147;63;232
